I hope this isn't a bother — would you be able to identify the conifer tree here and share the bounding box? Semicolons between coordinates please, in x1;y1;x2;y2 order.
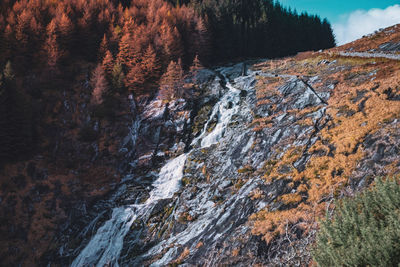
102;49;114;77
189;54;203;84
58;12;73;50
142;44;160;88
125;64;146;95
159;59;184;101
90;64;108;105
98;33;109;60
111;61;125;92
44;19;62;72
117;31;132;68
313;177;400;266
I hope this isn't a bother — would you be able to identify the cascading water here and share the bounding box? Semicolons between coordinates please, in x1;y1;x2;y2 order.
191;81;241;148
71;154;188;267
72;67;247;267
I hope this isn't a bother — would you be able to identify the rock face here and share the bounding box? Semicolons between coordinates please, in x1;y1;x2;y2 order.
44;62;328;266
44;50;400;266
43;27;400;266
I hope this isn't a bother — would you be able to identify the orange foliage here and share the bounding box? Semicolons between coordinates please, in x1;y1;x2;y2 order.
251;51;400;245
0;0;206;97
91;64;109;105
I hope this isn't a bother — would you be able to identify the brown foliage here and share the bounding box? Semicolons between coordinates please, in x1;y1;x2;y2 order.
0;0;206;96
159;59;184;101
250;50;400;248
91;64;109;105
102;50;114;77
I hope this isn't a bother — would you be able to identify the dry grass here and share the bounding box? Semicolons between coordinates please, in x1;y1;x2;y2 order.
250;46;400;245
330;23;400;53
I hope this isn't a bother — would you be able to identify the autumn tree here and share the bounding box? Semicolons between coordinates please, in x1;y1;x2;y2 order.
125;64;145;95
111;61;125;92
189;55;203;75
159;23;184;64
141;44;160;91
90;64;109;105
187;54;204;91
44;20;62;72
102;49;114;77
117;31;132;68
98;33;109;60
58;12;73;50
159;59;184;101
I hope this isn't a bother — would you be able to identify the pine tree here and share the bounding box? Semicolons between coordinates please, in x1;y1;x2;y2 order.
190;54;203;73
313;177;400;266
125;64;146;95
142;44;160;89
58;12;73;50
159;59;184;101
90;64;108;105
189;54;203;84
111;61;125;92
44;19;62;72
102;49;114;77
98;33;109;60
117;31;132;68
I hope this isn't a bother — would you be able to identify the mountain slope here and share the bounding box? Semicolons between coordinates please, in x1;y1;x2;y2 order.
2;22;399;266
41;24;400;266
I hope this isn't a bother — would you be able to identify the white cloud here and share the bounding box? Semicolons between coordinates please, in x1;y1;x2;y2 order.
333;5;400;45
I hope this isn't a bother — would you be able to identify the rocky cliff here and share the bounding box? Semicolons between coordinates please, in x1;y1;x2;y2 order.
3;25;400;266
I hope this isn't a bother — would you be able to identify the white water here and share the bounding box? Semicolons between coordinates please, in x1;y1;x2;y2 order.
192;77;242;148
72;69;244;267
71;153;188;267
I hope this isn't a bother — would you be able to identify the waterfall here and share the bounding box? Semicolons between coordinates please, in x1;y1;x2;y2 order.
71;155;188;267
72;68;245;267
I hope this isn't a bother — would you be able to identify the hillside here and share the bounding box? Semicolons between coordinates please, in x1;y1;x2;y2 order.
37;24;400;266
0;0;336;265
0;0;399;265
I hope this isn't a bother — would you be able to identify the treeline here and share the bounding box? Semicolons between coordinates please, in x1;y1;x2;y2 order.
0;0;335;99
0;0;335;163
0;0;206;93
180;0;336;61
0;0;206;162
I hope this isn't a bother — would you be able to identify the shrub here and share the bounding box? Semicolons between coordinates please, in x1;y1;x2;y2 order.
313;177;400;266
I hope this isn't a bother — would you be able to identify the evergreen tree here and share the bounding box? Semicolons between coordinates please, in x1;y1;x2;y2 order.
313;177;400;266
117;31;132;68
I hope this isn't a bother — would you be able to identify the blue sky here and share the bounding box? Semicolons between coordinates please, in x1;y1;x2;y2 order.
278;0;400;45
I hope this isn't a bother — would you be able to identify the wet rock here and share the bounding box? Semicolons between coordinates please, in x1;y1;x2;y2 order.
49;63;337;267
150;198;173;217
371;143;385;162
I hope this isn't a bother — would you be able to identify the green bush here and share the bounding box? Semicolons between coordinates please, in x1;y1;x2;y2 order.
313;177;400;267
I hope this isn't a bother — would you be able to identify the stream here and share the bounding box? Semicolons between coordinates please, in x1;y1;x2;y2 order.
71;67;247;267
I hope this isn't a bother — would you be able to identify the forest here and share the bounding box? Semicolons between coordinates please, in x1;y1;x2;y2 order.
0;0;335;163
